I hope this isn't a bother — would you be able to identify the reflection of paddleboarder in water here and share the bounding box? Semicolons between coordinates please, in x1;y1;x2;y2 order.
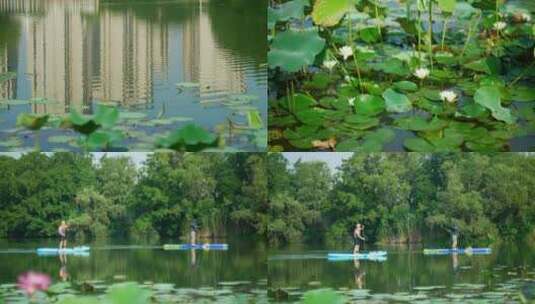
353;257;365;289
190;248;197;268
59;253;69;282
452;252;459;273
445;223;459;249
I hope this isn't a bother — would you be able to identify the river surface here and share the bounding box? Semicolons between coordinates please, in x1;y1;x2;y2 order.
268;242;535;303
0;0;267;151
0;238;267;302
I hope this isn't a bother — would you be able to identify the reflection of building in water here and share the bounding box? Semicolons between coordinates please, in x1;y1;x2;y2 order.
25;0;97;114
198;5;246;103
1;0;249;113
0;0;44;14
0;46;16;100
1;0;168;113
95;10;168;107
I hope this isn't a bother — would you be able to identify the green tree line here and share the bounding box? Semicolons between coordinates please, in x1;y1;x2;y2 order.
0;153;267;240
268;153;535;246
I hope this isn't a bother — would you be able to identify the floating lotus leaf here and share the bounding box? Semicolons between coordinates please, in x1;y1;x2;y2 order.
16;113;49;130
312;0;353;27
474;86;515;124
359;27;381;43
404;137;436;151
86;130;124;151
355;95;385;116
268;28;326;72
268;0;308;28
295;108;327;125
393;81;418;92
156;124;218;151
383;89;412;113
509;86;535;102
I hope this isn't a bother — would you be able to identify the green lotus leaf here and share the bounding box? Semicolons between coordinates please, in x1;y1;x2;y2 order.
355;94;385;116
268;29;326;72
359;27;381;43
295;108;327;125
344;114;380;130
86;130;124;151
94;104;119;128
463;57;500;75
474;86;515;124
456;103;489;119
509;86;535;102
156;124;218;152
383;88;412;113
65;110;99;135
393;81;418;92
312;0;353;27
268;0;308;28
395;116;448;131
437;0;457;13
16;113;49;130
404;137;436;151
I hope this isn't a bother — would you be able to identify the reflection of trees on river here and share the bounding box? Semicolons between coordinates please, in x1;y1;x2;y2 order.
268;247;504;292
0;240;266;287
0;0;264;115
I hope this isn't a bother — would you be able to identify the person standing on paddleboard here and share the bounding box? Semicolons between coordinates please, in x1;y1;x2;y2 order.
353;223;366;254
190;220;199;245
58;220;69;250
446;223;459;249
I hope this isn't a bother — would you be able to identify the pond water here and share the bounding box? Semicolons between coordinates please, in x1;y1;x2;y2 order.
268;243;535;303
0;0;267;152
0;238;267;303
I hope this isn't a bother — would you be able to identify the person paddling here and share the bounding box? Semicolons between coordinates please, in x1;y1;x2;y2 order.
58;221;69;250
446;223;459;250
353;223;366;254
190;220;199;245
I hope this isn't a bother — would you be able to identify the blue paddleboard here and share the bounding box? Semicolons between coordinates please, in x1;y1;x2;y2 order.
163;244;229;250
36;246;90;256
423;248;491;255
328;251;387;261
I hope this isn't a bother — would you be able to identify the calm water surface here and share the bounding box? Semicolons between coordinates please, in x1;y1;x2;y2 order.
0;0;267;151
0;239;267;302
268;243;535;303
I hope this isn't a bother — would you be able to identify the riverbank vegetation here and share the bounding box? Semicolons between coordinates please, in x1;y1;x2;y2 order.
267;153;535;245
268;0;535;151
0;153;267;240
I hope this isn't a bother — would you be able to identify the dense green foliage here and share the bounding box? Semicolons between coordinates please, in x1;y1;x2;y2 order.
268;0;535;151
268;153;535;245
0;153;267;240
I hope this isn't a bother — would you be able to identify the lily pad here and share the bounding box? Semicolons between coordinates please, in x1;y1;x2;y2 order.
312;0;353;27
268;28;326;72
156;124;218;151
383;89;412;113
474;86;515;124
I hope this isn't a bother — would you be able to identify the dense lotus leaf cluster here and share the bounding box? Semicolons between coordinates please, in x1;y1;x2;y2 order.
268;0;535;151
0;93;265;152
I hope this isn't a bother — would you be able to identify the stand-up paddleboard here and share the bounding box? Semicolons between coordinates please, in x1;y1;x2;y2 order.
423;248;491;255
328;251;387;261
163;244;229;250
36;246;90;256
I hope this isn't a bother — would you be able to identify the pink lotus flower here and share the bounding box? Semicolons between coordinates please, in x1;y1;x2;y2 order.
17;272;51;295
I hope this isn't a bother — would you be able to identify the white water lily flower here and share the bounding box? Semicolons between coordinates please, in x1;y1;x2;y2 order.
339;46;354;61
348;97;356;106
323;60;337;71
413;67;430;80
493;21;507;31
440;90;458;103
344;75;351;83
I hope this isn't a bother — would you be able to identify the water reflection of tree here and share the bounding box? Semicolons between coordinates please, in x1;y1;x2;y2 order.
206;0;266;64
268;248;507;293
